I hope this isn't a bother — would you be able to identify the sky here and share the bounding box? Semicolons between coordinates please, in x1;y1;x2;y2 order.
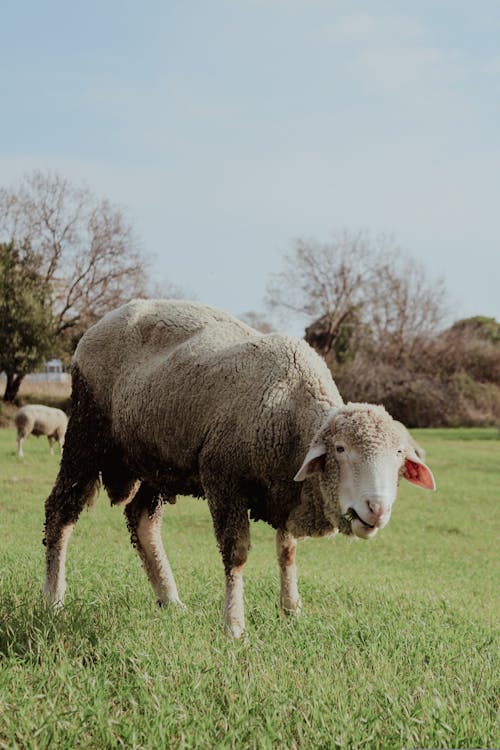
1;0;499;333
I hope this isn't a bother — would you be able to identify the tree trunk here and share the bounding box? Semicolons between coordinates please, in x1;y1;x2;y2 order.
305;310;351;357
3;373;24;402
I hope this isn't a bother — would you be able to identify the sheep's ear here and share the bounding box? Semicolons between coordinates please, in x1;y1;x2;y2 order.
403;454;436;491
294;444;327;482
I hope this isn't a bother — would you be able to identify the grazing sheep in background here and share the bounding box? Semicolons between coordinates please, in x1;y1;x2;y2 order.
15;404;68;458
43;299;435;637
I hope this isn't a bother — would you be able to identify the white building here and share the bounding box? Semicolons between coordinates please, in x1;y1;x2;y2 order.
24;358;70;384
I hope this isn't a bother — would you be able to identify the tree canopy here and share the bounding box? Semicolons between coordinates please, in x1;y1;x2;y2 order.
0;171;152;399
0;170;153;400
0;171;148;351
0;242;55;401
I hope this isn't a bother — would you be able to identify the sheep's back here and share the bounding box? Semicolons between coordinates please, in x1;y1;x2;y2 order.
74;299;342;483
74;299;255;410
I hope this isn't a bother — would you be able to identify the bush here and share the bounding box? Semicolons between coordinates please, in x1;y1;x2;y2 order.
324;314;500;427
333;359;500;428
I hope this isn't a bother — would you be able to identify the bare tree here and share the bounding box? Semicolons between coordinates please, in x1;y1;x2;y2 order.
0;171;148;343
239;310;274;333
267;230;500;427
149;278;190;301
366;252;448;362
266;230;448;365
266;230;374;324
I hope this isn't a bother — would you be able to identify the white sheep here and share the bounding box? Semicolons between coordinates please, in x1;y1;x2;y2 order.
15;404;68;458
43;299;435;637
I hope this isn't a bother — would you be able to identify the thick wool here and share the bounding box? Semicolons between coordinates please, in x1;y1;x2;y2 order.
71;299;343;536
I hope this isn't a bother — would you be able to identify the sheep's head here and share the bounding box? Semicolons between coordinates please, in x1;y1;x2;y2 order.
294;403;435;539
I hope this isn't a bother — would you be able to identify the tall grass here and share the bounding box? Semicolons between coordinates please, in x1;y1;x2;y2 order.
0;428;498;749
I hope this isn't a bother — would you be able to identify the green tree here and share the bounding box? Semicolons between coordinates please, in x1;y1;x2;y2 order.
0;171;149;357
0;242;55;401
450;316;500;344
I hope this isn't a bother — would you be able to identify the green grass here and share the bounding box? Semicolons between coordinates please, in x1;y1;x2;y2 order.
0;427;498;749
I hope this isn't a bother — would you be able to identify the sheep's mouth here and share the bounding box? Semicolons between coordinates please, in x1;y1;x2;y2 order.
345;508;375;529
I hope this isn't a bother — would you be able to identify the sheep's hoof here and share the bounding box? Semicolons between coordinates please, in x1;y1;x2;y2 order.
281;597;302;615
44;595;64;612
225;621;245;639
157;597;187;610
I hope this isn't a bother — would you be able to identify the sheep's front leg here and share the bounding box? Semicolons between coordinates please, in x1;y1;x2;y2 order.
276;529;301;613
44;521;75;606
125;486;184;608
16;435;24;458
48;436;55;455
209;498;249;638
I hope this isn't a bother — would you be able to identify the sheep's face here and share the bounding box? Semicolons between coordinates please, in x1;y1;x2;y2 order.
294;404;436;539
330;441;403;539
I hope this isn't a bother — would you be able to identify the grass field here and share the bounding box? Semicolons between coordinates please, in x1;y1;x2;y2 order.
0;426;498;749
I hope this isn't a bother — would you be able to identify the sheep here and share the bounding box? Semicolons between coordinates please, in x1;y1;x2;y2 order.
43;299;436;637
15;404;68;458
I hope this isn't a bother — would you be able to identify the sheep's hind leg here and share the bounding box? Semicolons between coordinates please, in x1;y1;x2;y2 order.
276;529;301;614
208;497;250;638
44;468;100;607
43;366;105;608
125;485;184;608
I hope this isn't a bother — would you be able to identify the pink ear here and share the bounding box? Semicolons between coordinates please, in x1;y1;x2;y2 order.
403;458;436;491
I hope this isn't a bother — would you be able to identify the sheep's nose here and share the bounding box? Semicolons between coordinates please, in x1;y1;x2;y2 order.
366;500;385;520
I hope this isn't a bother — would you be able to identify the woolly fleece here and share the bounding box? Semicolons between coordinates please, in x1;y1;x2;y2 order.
72;299;344;535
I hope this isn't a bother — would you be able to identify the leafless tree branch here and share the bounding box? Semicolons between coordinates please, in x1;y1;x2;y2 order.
0;170;150;347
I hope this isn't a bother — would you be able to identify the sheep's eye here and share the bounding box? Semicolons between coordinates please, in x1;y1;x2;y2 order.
335;445;345;454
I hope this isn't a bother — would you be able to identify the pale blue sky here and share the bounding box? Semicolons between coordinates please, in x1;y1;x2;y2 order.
1;0;499;330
